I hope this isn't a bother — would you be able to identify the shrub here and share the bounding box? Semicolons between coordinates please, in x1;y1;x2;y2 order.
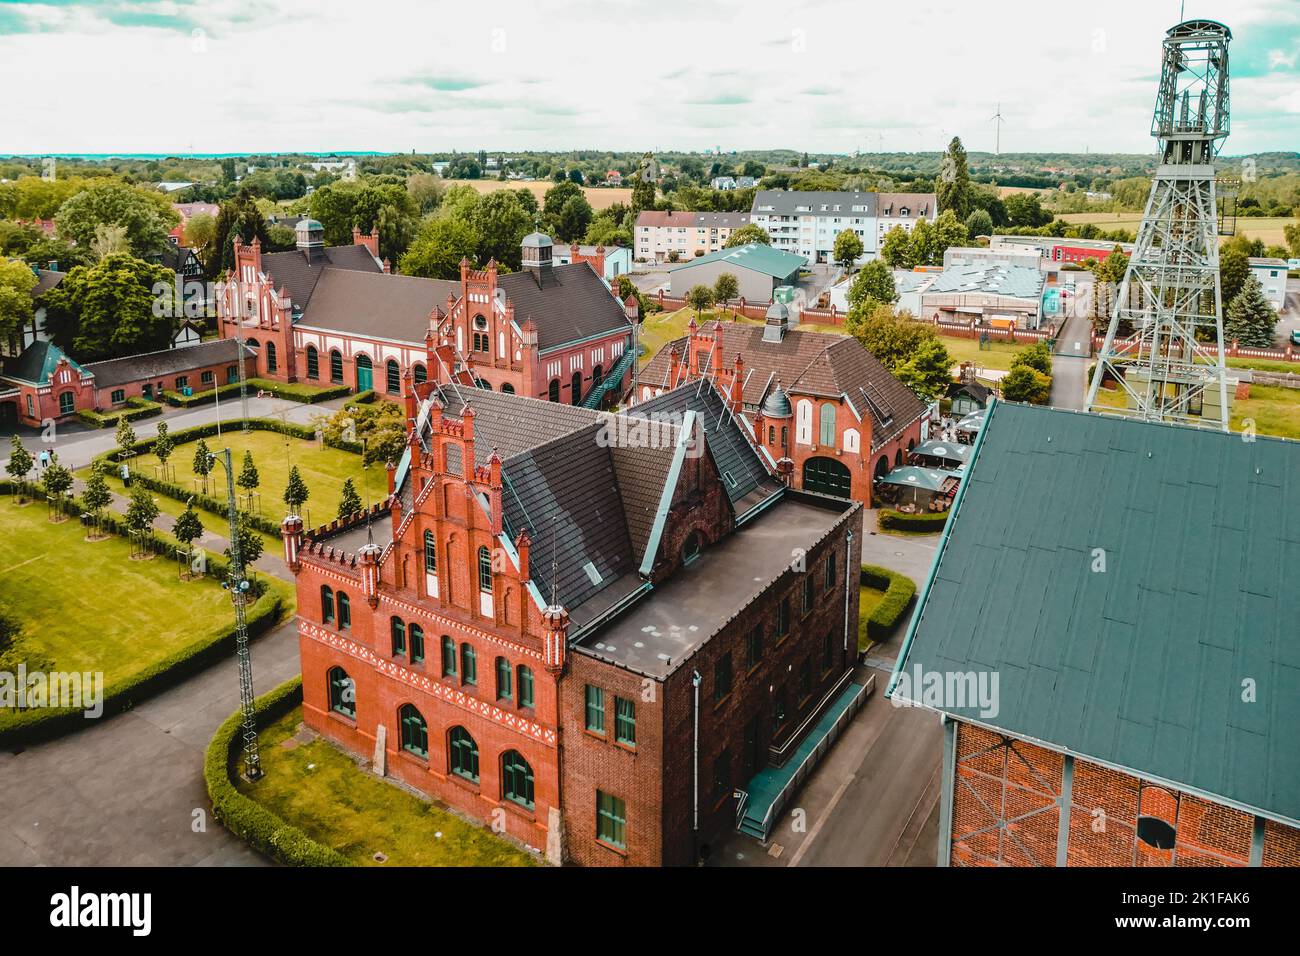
160;381;247;408
76;397;162;428
860;564;917;643
878;509;949;533
203;676;350;867
246;379;353;404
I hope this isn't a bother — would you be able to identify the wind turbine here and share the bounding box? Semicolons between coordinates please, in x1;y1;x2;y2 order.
990;103;1006;155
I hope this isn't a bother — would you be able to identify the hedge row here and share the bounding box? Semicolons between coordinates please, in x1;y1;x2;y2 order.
247;379;353;405
878;509;949;533
860;564;918;643
0;482;288;747
76;398;162;428
160;381;247;408
104;416;361;464
204;676;350;867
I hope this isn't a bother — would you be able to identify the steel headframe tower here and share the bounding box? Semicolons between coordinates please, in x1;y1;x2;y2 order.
1086;20;1232;430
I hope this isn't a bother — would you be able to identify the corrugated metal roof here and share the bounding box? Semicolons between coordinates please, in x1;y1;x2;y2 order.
926;263;1044;300
892;401;1300;825
667;243;805;279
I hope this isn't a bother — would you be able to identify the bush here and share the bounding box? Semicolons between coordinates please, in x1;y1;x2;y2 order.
160;381;248;408
247;379;353;405
860;564;917;643
1000;364;1052;404
878;509;949;533
203;676;350;867
76;397;162;428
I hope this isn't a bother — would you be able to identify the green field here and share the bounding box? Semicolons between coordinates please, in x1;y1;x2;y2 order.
239;706;536;867
1092;383;1300;441
1057;212;1295;250
0;502;239;684
938;335;1031;372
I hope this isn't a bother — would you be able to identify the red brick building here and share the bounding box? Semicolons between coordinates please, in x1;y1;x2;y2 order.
284;378;864;865
890;400;1300;866
216;223;637;410
637;304;930;510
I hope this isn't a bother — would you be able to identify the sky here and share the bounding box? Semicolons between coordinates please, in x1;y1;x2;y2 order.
1;0;1298;156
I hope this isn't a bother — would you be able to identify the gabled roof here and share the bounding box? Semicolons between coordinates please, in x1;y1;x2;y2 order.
891;401;1300;826
635;210;752;230
297;270;459;342
496;262;631;352
667;243;804;279
84;338;252;389
33;268;66;297
259;243;383;311
0;340;86;386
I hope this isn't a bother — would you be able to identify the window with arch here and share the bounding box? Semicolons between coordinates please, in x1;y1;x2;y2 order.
894;449;903;468
460;643;477;685
473;313;488;330
768;425;775;445
328;666;354;718
449;726;479;782
337;591;351;629
495;656;512;701
265;340;278;373
781;425;788;446
329;349;344;384
478;546;493;593
819;403;836;447
320;585;335;624
501;750;534;810
517;665;535;708
548;379;560;403
424;530;437;574
413;363;427;385
592;365;603;391
59;392;75;415
570;370;583;405
399;704;427;758
473;332;489;353
501;383;515;394
441;635;457;678
409;624;425;664
246;337;259;353
390;616;406;656
306;345;319;379
386;360;400;393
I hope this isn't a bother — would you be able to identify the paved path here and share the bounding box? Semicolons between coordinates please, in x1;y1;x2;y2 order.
859;522;939;586
1049;310;1094;411
0;619;301;866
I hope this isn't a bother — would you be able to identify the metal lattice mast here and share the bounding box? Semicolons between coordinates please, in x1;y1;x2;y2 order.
1086;20;1233;430
215;447;262;780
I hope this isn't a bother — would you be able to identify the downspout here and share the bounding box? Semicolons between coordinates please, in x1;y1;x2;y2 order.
842;529;854;653
692;669;702;848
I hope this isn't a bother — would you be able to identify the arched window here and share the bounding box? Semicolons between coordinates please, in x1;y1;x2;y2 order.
460;643;477;685
320;585;335;624
337;591;351;629
390;616;406;656
409;624;424;664
246;337;259;353
306;345;319;379
386;359;400;393
265;340;278;373
819;403;836;447
449;726;479;782
768;425;775;445
501;750;535;810
329;349;344;384
894;449;903;468
328;666;354;718
571;370;583;405
501;383;515;394
592;365;603;391
517;665;535;708
424;530;437;573
496;656;512;701
548;379;560;403
478;546;493;593
874;456;889;480
399;704;427;758
441;635;457;678
412;363;427;385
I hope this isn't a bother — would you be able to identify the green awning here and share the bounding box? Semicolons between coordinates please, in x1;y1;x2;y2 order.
879;466;962;493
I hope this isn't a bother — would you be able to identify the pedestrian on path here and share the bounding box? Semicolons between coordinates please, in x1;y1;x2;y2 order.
120;462;132;488
39;448;50;469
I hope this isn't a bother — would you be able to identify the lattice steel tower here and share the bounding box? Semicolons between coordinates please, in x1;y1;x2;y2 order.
1086;20;1233;429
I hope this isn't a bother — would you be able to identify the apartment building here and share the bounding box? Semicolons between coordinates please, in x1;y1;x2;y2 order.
748;190;937;265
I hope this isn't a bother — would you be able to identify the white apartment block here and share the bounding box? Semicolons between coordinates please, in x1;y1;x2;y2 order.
748;190;937;265
1248;257;1288;312
634;210;753;262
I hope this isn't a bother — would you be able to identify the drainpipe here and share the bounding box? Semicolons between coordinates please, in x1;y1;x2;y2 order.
691;669;702;842
843;529;854;654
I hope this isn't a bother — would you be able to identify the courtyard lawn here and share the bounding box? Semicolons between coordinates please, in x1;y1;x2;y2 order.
239;705;536;867
0;502;246;686
938;335;1031;372
858;584;887;651
1091;383;1300;440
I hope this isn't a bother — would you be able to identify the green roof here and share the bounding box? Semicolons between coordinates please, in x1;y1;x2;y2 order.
668;243;806;278
890;401;1300;826
0;340;86;386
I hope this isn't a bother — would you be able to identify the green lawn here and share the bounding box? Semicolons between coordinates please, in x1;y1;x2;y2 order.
858;585;887;651
239;706;536;867
1092;383;1300;440
938;336;1030;372
1227;357;1300;375
1057;212;1295;250
0;502;239;683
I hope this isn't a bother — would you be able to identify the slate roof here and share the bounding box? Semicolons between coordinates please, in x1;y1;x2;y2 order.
297;270;459;343
891;401;1300;825
84;338;252;388
641;321;928;449
0;340;85;386
496;262;632;352
635;210;752;230
752;190;881;217
259;244;384;311
667;244;804;279
33;268;66;297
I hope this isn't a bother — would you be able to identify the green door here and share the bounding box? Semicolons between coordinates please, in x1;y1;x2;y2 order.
803;456;852;498
356;355;373;392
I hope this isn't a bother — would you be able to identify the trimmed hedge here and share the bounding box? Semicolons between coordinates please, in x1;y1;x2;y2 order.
76;397;162;428
160;381;247;408
878;509;949;533
247;379;353;405
102;416;362;463
860;564;917;643
0;482;288;747
204;676;350;867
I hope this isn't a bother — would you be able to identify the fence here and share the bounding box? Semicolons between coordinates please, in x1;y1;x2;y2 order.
1089;335;1300;365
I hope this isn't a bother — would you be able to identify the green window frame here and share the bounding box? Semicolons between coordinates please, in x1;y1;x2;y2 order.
746;626;762;668
825;550;836;592
337;591;351;629
478;546;493;593
819;402;836;447
399;704;427;758
449;726;479;782
518;666;534;708
441;635;457;677
584;685;605;734
423;530;437;574
329;349;344;384
802;575;813;615
58;392;74;415
615;696;636;747
596;790;626;849
320;585;334;624
201;370;214;385
714;652;732;704
460;643;476;685
390;616;405;657
501;750;534;810
110;389;125;405
410;624;424;664
328;667;354;718
386;359;401;393
496;656;512;701
306;346;319;379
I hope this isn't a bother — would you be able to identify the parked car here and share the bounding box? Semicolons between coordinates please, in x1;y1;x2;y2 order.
1290;329;1300;347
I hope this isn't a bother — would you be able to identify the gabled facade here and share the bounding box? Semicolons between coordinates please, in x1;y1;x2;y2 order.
0;340;94;428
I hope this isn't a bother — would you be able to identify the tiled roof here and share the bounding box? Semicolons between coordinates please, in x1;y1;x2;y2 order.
259;244;383;310
84;338;252;388
33;268;66;297
635;210;752;230
496;262;632;352
297;270;459;343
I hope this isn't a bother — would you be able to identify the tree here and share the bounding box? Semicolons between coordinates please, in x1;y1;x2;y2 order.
237;450;260;506
173;501;205;567
41;453;72;512
115;417;137;457
630;155;656;218
125;486;160;534
965;209;994;239
1004;192;1052;228
6;435;35;499
551;194;594;243
686;285;715;318
1218;246;1250;306
929;210;969;264
894;337;954;402
90;222;131;259
183;212;216;252
1285;220;1300;258
471;190;531;268
1090;246;1131;332
833;229;864;271
283;465;310;511
337;477;362;519
1012;341;1053;376
0;257;37;345
847;259;897;310
713;272;740;304
1000;365;1052;404
844;302;950;399
879;226;916;269
82;459;112;520
1225;275;1278;348
212;188;269;276
937;137;973;221
41;254;178;362
53;181;177;257
226;512;265;567
399;215;480;279
153;422;174;477
723;224;770;248
192;438;212;494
